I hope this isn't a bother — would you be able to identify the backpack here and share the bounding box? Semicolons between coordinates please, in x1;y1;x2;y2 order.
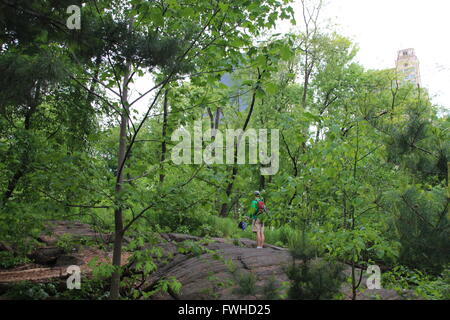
256;199;267;215
238;221;248;230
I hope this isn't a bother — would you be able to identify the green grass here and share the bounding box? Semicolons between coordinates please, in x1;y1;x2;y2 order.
85;207;303;250
204;216;303;248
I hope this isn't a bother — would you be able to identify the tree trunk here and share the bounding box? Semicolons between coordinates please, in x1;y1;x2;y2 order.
85;54;102;107
351;262;357;300
160;89;169;184
220;165;238;216
109;59;132;300
219;72;261;216
259;173;265;191
2;82;41;203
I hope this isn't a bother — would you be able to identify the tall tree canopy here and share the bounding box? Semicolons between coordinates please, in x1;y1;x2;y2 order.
0;0;448;300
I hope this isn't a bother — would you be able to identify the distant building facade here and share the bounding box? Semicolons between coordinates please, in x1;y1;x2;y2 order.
396;48;422;87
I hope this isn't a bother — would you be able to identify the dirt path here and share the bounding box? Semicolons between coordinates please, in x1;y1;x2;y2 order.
0;247;131;283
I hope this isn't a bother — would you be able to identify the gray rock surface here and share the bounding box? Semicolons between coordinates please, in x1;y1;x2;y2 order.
1;221;419;300
144;240;292;300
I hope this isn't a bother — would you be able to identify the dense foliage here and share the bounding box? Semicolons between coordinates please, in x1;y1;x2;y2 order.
0;0;448;300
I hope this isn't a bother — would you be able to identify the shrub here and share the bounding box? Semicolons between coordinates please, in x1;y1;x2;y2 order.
56;234;76;253
262;276;281;300
0;251;30;269
234;272;257;296
393;186;449;274
3;281;58;300
286;233;345;300
383;265;450;300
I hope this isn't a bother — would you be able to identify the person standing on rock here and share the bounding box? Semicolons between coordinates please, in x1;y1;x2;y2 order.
248;191;266;249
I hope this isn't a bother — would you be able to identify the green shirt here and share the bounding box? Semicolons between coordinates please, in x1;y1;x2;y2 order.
249;197;263;220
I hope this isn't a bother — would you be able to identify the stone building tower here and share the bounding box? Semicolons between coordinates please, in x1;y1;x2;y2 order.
396;48;422;87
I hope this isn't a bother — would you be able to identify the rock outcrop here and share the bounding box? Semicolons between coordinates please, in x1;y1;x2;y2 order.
143;234;292;300
0;221;417;300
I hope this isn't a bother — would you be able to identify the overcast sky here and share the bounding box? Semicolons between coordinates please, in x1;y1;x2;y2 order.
284;0;450;112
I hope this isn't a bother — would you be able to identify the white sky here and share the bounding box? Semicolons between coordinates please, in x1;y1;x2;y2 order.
284;0;450;112
129;0;450;116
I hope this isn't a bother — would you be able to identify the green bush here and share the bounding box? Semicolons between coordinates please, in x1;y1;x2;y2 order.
286;233;345;300
262;276;281;300
383;265;450;300
393;186;450;274
145;208;209;235
286;259;344;300
0;251;30;269
234;272;257;296
3;281;58;300
208;216;240;238
56;234;76;253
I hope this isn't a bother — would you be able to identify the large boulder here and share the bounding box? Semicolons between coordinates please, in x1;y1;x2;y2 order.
27;247;65;265
139;236;418;300
142;240;292;300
